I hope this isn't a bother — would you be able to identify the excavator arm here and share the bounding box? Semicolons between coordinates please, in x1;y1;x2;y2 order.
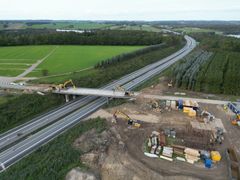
63;79;76;89
51;79;76;91
113;110;141;128
114;110;131;121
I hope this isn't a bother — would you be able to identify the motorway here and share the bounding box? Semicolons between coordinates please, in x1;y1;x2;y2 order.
0;35;196;171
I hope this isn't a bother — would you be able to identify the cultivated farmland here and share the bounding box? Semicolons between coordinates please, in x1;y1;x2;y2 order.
109;25;162;32
0;21;112;30
174;27;222;34
31;45;144;76
25;22;111;30
0;46;56;76
0;45;144;77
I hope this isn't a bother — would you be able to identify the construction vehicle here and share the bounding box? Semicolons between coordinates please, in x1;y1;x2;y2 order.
231;114;240;126
150;100;159;109
201;110;215;122
58;79;76;89
51;79;76;91
168;80;173;88
149;100;165;113
114;85;134;96
113;110;141;128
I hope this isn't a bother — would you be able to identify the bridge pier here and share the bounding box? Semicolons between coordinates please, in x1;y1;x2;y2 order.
0;162;5;171
106;97;109;104
65;94;70;103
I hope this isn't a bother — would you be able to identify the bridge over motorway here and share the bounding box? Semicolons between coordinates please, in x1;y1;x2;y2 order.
52;87;230;105
0;83;230;105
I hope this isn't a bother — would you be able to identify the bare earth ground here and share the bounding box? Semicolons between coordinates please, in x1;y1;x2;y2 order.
75;114;228;180
67;77;237;180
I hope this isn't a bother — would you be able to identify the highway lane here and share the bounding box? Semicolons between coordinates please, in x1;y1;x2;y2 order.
0;98;107;169
0;35;194;151
0;35;196;171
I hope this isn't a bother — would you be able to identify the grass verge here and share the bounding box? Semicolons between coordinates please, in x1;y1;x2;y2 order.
0;94;64;133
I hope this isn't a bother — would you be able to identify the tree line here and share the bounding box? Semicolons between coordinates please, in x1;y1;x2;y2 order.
95;43;166;68
0;29;182;46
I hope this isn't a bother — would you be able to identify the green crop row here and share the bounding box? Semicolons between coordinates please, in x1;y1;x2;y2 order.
223;52;240;95
172;49;212;90
171;49;240;96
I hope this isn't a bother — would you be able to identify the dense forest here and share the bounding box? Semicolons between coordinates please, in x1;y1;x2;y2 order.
171;34;240;96
0;29;182;46
192;33;240;52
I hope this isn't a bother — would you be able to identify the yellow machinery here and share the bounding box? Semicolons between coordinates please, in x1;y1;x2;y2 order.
59;79;76;89
168;80;173;88
114;85;134;96
231;114;240;126
51;79;76;91
113;110;141;128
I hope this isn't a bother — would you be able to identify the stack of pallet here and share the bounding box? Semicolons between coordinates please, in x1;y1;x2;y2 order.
172;145;185;156
158;132;166;146
184;148;200;164
162;146;173;158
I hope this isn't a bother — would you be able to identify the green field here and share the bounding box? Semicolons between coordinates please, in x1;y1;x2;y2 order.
0;46;56;63
30;45;144;77
0;21;112;30
109;25;162;32
0;45;144;77
25;22;112;30
174;27;222;34
0;46;57;76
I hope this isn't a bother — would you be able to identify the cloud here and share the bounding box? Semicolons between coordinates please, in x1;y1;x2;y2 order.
0;0;239;20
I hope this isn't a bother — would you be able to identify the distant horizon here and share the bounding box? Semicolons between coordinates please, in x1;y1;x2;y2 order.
1;0;239;21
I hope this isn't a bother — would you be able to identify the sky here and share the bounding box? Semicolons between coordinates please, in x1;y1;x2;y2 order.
0;0;240;20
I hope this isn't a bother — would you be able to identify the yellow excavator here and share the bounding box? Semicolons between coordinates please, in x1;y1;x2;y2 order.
51;79;76;91
113;110;141;128
231;114;240;126
58;79;76;89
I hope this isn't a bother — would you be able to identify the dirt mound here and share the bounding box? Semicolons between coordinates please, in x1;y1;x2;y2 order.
73;129;111;153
